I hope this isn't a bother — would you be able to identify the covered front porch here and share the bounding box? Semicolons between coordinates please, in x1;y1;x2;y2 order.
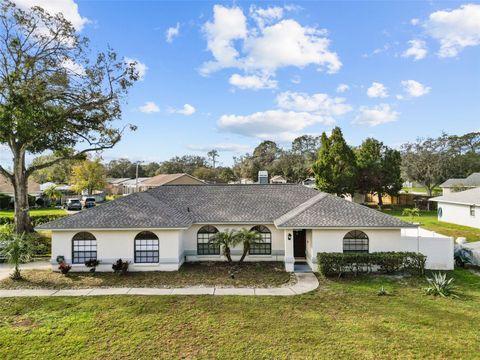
283;229;313;272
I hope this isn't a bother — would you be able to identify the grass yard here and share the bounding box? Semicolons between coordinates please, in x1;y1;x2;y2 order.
0;208;67;217
383;209;480;242
0;269;479;359
0;262;292;289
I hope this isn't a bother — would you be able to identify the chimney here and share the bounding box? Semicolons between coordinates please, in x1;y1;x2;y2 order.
258;171;268;184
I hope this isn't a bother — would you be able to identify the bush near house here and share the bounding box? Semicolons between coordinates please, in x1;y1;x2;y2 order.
0;214;66;227
317;252;426;277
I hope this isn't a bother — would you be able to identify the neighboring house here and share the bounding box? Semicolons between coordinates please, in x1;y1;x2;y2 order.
107;174;204;195
430;187;480;229
138;173;204;191
270;175;287;184
37;184;454;272
105;178;131;195
440;173;480;195
0;174;41;196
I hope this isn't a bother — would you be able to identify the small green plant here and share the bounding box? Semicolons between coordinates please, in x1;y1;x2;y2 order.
0;232;34;280
425;272;458;298
402;207;420;223
85;259;100;273
112;258;129;275
377;286;389;296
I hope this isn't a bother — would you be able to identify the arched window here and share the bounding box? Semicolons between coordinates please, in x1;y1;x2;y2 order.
72;232;97;264
134;231;159;263
343;230;369;253
197;225;220;255
249;225;272;255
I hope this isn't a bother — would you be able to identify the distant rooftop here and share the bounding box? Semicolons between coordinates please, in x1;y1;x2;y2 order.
430;187;480;206
441;173;480;188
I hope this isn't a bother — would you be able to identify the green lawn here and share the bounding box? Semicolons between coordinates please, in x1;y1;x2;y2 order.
383;209;480;242
0;262;291;289
0;208;67;217
0;269;479;358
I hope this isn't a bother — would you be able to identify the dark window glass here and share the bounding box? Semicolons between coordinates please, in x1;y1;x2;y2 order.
343;230;369;253
197;225;220;255
72;232;97;264
249;225;272;255
134;231;159;263
470;205;475;217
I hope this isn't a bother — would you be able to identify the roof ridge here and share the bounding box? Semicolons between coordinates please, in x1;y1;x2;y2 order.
274;192;328;227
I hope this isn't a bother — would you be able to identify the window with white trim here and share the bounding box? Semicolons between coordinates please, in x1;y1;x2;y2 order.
470;205;476;217
197;225;220;255
249;225;272;255
72;232;97;264
343;230;369;253
134;231;159;263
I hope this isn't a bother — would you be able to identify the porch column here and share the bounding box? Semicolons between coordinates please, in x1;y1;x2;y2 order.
284;229;294;272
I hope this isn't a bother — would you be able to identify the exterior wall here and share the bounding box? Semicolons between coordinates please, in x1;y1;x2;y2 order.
182;224;285;263
51;229;183;272
441;188;452;195
306;228;454;271
437;201;480;229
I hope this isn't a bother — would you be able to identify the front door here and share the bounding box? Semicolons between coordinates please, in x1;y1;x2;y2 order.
293;230;306;258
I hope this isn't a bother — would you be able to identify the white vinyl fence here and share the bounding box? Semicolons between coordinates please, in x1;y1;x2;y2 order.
401;228;454;270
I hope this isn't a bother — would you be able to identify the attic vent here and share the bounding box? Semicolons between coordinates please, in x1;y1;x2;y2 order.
187;207;190;212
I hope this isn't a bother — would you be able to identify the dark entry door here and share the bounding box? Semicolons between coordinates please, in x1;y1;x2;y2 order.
293;230;306;258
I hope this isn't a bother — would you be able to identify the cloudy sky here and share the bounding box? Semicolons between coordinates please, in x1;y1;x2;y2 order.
4;0;480;167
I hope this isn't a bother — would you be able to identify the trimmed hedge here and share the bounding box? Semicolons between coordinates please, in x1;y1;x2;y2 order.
317;252;426;277
0;214;66;227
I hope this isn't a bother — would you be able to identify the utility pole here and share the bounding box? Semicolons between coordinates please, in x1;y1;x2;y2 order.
135;161;143;193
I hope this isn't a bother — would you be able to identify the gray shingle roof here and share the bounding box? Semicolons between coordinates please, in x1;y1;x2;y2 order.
37;184;414;230
440;173;480;188
430;187;480;206
275;192;414;228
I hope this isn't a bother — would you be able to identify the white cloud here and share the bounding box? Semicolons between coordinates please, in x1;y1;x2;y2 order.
124;57;148;81
367;82;388;98
166;22;180;43
229;73;277;90
14;0;89;31
218;110;331;141
336;84;349;93
217;91;351;141
139;101;160;114
276;91;352;121
353;104;399;126
410;18;420;26
61;58;86;75
401;80;431;97
169;104;196;116
402;39;428;60
250;5;284;28
200;5;341;85
425;4;480;57
187;143;251;152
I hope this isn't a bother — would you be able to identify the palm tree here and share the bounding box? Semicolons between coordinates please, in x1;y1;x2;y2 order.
43;185;62;206
0;232;33;280
236;228;263;263
208;229;240;263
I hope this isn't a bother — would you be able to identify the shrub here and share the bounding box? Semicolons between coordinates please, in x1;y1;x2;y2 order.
85;259;100;273
425;272;458;298
0;194;12;209
0;214;67;226
58;261;72;275
377;286;389;296
112;258;129;275
317;252;426;277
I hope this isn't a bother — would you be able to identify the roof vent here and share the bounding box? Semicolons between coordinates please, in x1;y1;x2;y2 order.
258;171;268;185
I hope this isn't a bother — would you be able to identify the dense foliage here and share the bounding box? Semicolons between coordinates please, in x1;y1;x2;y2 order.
317;252;426;277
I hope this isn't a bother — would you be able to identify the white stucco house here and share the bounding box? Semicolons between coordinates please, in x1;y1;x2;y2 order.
440;173;480;195
37;184;454;272
430;187;480;229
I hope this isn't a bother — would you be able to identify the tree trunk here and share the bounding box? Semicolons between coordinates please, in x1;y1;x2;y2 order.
12;149;33;233
377;192;383;207
224;246;232;263
426;187;432;211
239;244;249;263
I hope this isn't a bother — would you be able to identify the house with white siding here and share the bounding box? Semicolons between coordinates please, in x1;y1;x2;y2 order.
37;184;454;272
430;187;480;229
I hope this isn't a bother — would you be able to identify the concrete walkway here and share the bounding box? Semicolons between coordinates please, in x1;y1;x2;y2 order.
0;272;318;297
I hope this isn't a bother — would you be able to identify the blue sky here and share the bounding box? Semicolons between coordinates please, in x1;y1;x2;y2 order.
7;1;480;167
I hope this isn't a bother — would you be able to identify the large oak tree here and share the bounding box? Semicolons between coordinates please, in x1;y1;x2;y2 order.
0;1;138;232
